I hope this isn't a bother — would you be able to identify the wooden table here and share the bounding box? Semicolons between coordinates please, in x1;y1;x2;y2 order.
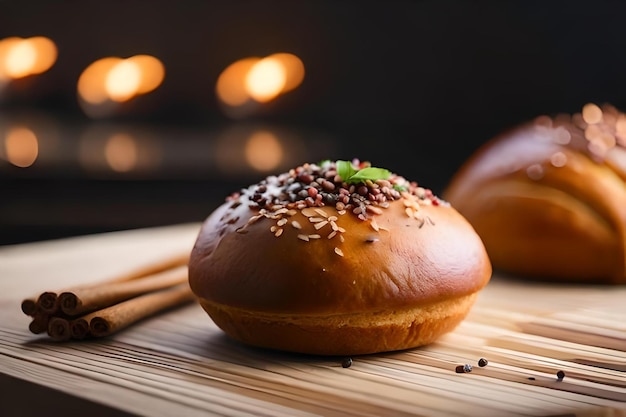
1;223;625;417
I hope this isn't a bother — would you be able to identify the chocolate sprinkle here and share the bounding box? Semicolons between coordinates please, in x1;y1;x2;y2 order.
478;358;488;367
556;370;565;381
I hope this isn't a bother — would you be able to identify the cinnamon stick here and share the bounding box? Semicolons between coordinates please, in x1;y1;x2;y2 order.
21;299;38;316
48;317;72;341
28;313;50;334
58;265;188;316
22;252;190;316
37;291;59;314
69;318;90;340
86;283;194;337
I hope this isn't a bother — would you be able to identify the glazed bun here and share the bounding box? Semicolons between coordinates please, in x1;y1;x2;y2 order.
444;103;626;284
189;160;491;355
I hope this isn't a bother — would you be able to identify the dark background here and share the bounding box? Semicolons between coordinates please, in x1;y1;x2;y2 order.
2;1;626;245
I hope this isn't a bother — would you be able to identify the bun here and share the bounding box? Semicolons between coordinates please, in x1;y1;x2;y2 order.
444;103;626;284
189;160;491;355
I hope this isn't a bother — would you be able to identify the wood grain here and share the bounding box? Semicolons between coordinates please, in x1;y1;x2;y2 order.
0;223;624;417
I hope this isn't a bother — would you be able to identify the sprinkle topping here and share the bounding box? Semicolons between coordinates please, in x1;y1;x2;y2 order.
226;159;445;255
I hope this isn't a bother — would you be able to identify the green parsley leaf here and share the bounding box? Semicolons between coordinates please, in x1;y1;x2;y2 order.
336;160;391;184
336;160;359;182
348;167;391;183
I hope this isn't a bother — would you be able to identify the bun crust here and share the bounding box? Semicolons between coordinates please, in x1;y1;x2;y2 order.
189;161;491;355
444;104;626;284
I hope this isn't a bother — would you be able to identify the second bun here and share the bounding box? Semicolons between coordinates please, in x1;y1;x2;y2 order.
445;103;626;284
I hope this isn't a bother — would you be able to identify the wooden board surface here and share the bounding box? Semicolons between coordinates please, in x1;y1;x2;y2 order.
0;223;624;417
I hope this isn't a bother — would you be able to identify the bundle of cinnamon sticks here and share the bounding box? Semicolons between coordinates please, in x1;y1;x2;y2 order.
20;253;195;341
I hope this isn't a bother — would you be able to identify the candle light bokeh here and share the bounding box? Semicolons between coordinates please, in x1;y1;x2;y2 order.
2;1;626;244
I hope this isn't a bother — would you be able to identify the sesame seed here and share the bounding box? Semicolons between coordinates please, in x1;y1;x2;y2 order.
366;205;383;215
308;234;321;239
270;225;278;233
370;218;380;232
277;218;288;227
308;217;325;223
314;221;329;230
297;234;309;241
274;228;284;237
328;216;338;222
247;215;263;224
405;207;413;218
334;247;344;256
291;220;302;229
274;208;288;215
328;230;337;239
314;208;328;218
235;227;248;234
301;207;318;217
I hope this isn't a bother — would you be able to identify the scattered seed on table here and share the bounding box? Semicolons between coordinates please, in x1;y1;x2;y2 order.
341;357;353;368
455;364;472;373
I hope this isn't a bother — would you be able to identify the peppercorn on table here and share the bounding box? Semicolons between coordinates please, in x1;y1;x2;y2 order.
0;223;625;417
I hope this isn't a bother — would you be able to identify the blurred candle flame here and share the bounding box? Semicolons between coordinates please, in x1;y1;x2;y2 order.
216;53;304;111
78;57;122;105
245;57;287;103
105;60;143;102
268;53;305;93
77;55;165;110
0;36;57;80
216;57;260;106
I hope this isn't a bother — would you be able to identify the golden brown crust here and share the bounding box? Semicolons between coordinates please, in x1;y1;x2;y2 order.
190;200;490;314
189;161;492;355
198;293;478;356
444;104;626;284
